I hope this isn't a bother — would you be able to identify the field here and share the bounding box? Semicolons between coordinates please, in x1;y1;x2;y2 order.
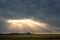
0;34;60;40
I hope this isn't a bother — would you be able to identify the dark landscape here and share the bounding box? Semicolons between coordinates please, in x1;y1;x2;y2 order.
0;33;60;40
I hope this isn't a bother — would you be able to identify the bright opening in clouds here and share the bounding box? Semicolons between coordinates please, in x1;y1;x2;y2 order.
5;18;60;34
6;19;48;33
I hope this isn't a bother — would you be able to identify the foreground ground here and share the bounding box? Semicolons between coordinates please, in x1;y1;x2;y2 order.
0;34;60;40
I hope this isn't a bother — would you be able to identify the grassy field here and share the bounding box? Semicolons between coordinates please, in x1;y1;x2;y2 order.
0;34;60;40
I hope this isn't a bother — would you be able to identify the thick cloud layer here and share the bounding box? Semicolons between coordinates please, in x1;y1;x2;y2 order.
0;0;60;33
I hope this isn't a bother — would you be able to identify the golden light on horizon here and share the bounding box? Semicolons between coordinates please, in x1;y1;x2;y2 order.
6;18;50;33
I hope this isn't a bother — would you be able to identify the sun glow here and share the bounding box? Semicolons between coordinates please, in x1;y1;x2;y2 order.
6;18;49;33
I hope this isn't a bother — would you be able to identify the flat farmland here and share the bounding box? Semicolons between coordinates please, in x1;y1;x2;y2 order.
0;34;60;40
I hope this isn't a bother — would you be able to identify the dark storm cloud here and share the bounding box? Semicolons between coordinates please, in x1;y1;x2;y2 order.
0;0;60;33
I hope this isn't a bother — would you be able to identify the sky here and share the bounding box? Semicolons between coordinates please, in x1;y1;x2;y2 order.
0;0;60;34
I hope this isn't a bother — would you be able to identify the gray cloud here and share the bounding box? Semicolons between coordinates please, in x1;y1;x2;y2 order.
0;0;60;33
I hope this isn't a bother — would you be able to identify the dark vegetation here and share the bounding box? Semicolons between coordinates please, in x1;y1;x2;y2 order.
0;33;60;40
0;32;33;35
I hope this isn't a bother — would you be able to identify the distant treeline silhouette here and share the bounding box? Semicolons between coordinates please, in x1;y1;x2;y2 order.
0;32;34;35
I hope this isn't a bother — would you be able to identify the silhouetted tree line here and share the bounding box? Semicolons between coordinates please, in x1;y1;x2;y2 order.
0;32;34;35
